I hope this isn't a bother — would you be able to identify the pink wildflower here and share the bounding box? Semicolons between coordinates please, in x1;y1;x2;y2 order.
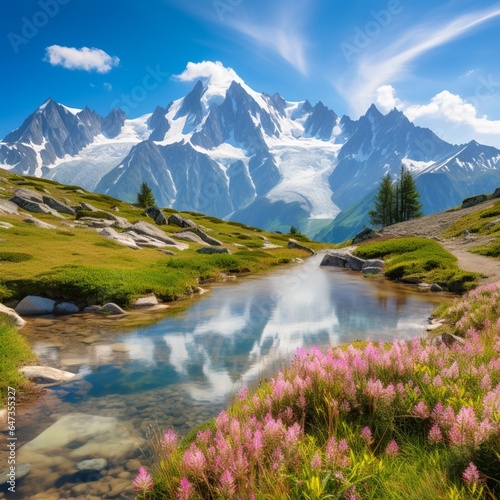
462;462;482;485
360;426;373;446
219;470;236;496
160;428;178;455
326;437;350;468
412;401;430;419
311;451;322;471
428;424;444;444
182;443;206;476
344;486;360;499
385;440;399;457
177;477;195;500
133;466;153;492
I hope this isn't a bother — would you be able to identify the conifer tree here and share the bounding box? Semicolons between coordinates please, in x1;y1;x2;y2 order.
369;173;394;227
397;165;423;222
137;182;156;208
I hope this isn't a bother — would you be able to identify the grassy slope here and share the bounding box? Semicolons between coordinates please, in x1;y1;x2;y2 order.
0;169;332;306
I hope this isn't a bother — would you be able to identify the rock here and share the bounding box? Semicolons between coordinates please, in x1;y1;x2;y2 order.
0;303;27;327
83;305;103;313
0;221;14;228
159;249;176;256
287;239;315;255
344;254;367;271
292;258;304;263
19;366;78;385
125;222;178;245
352;228;377;244
125;459;141;471
430;283;444;292
361;259;384;275
462;194;487;208
320;253;348;268
441;332;466;347
196;247;231;254
53;302;80;315
80;217;116;228
0;199;19;214
0;463;32;486
132;294;158;308
492;187;500;199
168;213;196;228
172;231;207;245
126;230;172;249
146;207;167;225
101;303;126;315
80;202;99;212
23;217;57;229
15;295;56;316
12;188;44;203
98;227;141;249
178;228;221;246
42;196;76;216
10;196;64;218
76;458;108;472
18;413;145;464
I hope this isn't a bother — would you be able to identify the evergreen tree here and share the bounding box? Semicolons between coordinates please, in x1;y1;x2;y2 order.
369;173;394;227
397;165;423;222
137;182;156;208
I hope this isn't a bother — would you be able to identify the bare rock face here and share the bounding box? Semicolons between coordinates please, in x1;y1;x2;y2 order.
178;228;221;246
125;221;178;245
19;366;79;385
23;217;57;229
0;199;19;214
168;213;196;228
146;206;167;225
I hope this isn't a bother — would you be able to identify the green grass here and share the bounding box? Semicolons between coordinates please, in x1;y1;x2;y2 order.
0;320;37;405
354;237;480;292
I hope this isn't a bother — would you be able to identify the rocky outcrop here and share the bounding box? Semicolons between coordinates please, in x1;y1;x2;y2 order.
492;187;500;199
0;199;19;214
98;227;141;249
0;303;26;327
168;213;196;228
320;251;384;275
287;239;315;255
15;296;56;316
101;303;126;315
125;221;178;245
54;302;80;315
42;195;75;215
146;206;167;225
19;366;79;385
352;228;377;244
462;194;487;208
172;231;207;245
132;294;159;308
196;247;231;254
177;228;222;246
10;195;63;218
23;218;57;229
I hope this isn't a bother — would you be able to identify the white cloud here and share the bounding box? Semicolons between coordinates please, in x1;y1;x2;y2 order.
339;5;500;114
174;60;243;87
375;85;403;113
44;45;120;73
103;82;113;91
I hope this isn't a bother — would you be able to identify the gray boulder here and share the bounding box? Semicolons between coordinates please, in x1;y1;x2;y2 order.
126;222;177;245
98;227;141;249
146;207;167;225
126;230;171;249
0;221;13;229
0;199;19;214
431;283;444;292
320;253;348;268
287;239;315;255
352;228;377;244
42;195;76;215
101;303;126;315
54;302;80;315
23;218;57;229
492;187;500;199
196;247;231;254
19;366;78;385
344;254;366;271
15;296;55;316
172;231;207;245
462;194;487;208
0;303;26;328
79;202;99;212
178;228;221;246
83;305;103;314
361;259;384;275
132;294;159;307
168;213;196;228
77;458;108;472
10;196;64;218
12;188;43;203
79;217;115;228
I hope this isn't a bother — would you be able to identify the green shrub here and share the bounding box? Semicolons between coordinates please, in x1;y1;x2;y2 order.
0;252;34;262
75;210;115;220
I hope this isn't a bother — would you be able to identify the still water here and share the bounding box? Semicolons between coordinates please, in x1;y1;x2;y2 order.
1;255;447;499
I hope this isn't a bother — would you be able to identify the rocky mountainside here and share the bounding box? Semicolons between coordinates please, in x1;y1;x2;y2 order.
1;67;500;239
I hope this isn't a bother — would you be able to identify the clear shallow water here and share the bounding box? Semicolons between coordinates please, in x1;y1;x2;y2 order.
1;255;447;499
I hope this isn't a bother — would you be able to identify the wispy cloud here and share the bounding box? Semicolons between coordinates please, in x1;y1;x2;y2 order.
338;4;500;114
44;45;120;73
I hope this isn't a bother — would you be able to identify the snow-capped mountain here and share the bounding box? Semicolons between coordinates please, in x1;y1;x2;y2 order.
2;69;500;240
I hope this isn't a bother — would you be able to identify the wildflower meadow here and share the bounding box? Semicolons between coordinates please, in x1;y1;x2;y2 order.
135;282;500;499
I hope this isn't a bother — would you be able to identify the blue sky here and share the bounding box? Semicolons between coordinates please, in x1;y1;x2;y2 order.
2;0;500;146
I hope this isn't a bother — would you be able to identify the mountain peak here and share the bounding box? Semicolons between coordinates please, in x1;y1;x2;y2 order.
365;103;383;121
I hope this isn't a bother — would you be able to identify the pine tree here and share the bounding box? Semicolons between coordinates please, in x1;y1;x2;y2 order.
137;182;156;208
397;165;423;222
369;173;394;227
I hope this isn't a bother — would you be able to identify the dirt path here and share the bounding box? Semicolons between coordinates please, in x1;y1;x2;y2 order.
379;199;500;285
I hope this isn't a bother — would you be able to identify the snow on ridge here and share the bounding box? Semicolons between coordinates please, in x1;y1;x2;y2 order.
60;104;82;115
